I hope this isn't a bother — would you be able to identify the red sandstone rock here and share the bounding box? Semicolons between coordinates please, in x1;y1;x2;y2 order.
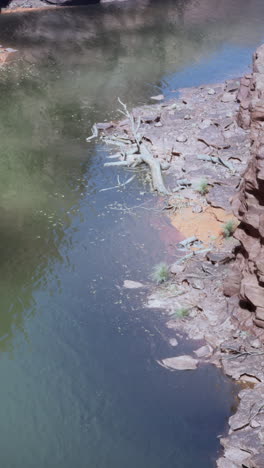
235;43;264;329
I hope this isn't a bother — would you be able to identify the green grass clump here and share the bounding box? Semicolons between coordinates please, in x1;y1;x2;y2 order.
170;307;190;319
151;262;170;284
222;219;236;238
196;179;209;195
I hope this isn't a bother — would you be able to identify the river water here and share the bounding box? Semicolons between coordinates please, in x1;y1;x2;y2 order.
0;0;263;466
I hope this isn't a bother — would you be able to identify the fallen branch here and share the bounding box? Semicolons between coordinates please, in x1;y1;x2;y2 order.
179;236;198;248
140;143;170;195
104;161;132;167
86;124;98;142
101;98;170;195
104;139;128;148
174;248;211;265
197;154;235;173
99;175;136;192
107;153;122;159
223;350;264;360
104;153;143;168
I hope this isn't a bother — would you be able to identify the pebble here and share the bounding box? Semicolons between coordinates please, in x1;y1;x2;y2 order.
154;121;163;127
170;263;184;275
192;205;203;213
250;420;261;429
191;279;205;290
221;93;235;103
160;161;170;170
176;134;188;143
208;88;216;95
198;119;212;129
251;338;262;349
169;338;178;347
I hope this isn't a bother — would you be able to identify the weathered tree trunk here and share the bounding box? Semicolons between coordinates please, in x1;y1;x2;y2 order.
99;99;170;195
139;144;169;195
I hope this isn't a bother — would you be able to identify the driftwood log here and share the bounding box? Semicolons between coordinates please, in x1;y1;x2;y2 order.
88;99;170;195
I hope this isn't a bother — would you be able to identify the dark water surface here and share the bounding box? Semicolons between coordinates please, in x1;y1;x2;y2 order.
0;0;263;466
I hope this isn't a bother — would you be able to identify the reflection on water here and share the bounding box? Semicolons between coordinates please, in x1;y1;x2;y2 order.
0;0;262;466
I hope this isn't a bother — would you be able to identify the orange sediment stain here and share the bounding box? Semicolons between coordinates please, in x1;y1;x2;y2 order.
169;205;237;246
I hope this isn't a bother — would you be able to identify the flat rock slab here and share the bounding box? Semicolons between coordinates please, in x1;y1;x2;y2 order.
217;457;240;468
160;355;198;370
194;345;213;358
221;93;237;103
123;280;145;289
198;126;227;149
206;250;234;264
206;184;234;211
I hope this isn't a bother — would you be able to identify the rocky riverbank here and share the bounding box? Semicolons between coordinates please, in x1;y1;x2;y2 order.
97;46;264;467
2;0;124;12
2;0;56;11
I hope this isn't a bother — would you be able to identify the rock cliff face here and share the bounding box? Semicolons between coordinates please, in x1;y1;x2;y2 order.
233;44;264;332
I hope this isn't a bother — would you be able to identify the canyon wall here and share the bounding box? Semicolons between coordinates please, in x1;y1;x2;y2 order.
232;44;264;331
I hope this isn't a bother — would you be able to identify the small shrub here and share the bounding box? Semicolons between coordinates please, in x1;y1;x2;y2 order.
151;262;170;284
196;179;209;195
170;307;190;319
222;219;236;238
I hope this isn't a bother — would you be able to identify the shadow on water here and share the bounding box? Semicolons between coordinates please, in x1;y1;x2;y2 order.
0;0;262;466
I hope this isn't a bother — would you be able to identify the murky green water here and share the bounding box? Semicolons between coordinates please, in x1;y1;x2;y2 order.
0;0;263;466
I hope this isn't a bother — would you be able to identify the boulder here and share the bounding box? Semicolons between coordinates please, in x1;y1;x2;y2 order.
160;355;198;371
